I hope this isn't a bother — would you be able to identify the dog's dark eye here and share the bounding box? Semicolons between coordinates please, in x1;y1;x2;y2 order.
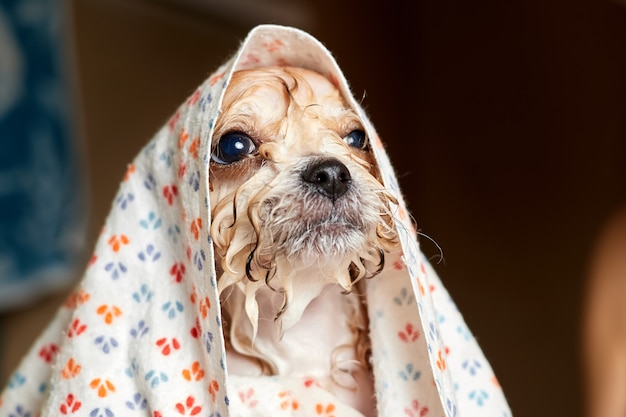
212;132;257;164
343;130;368;149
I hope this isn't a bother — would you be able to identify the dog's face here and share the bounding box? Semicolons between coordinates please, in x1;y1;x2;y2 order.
209;66;398;332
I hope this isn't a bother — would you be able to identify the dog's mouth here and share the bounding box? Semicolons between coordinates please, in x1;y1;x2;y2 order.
258;182;370;261
279;220;363;257
311;221;358;235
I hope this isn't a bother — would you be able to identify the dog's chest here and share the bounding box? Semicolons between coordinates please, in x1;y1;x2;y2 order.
223;283;376;415
224;285;362;380
236;285;362;379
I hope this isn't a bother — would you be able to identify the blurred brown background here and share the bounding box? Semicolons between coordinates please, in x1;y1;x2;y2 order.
1;1;625;416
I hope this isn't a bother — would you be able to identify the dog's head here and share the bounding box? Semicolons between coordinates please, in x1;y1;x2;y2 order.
209;67;398;334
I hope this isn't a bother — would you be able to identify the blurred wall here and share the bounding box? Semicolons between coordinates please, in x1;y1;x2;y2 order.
313;1;626;416
1;1;625;417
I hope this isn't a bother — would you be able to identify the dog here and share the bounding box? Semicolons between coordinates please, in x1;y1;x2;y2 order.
208;66;399;416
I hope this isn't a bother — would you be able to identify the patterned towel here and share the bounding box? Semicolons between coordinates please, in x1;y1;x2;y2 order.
0;25;512;417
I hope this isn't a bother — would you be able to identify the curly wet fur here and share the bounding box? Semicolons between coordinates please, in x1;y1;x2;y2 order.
209;67;398;380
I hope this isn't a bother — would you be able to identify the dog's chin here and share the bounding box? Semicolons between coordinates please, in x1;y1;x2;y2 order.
219;227;386;335
272;221;365;262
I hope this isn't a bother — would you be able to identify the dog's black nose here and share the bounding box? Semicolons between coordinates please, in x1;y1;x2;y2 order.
302;158;352;201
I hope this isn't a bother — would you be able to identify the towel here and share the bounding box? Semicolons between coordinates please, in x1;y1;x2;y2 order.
0;25;511;417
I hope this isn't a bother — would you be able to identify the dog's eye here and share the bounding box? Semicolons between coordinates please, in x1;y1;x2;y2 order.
343;130;368;149
212;132;257;164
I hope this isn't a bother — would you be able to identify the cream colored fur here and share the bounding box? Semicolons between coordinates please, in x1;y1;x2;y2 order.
208;67;398;416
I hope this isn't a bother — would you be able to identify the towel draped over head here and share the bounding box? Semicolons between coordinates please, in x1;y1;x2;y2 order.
0;25;511;417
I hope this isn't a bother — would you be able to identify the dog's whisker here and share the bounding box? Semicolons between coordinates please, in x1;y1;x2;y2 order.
389;211;438;267
418;230;445;265
358;90;367;106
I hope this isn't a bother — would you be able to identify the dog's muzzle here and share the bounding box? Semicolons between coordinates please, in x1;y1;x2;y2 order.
301;157;352;202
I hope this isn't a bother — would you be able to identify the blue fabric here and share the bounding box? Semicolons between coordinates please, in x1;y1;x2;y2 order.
0;0;85;310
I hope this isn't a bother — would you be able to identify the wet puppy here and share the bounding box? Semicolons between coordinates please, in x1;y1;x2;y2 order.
209;67;398;416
